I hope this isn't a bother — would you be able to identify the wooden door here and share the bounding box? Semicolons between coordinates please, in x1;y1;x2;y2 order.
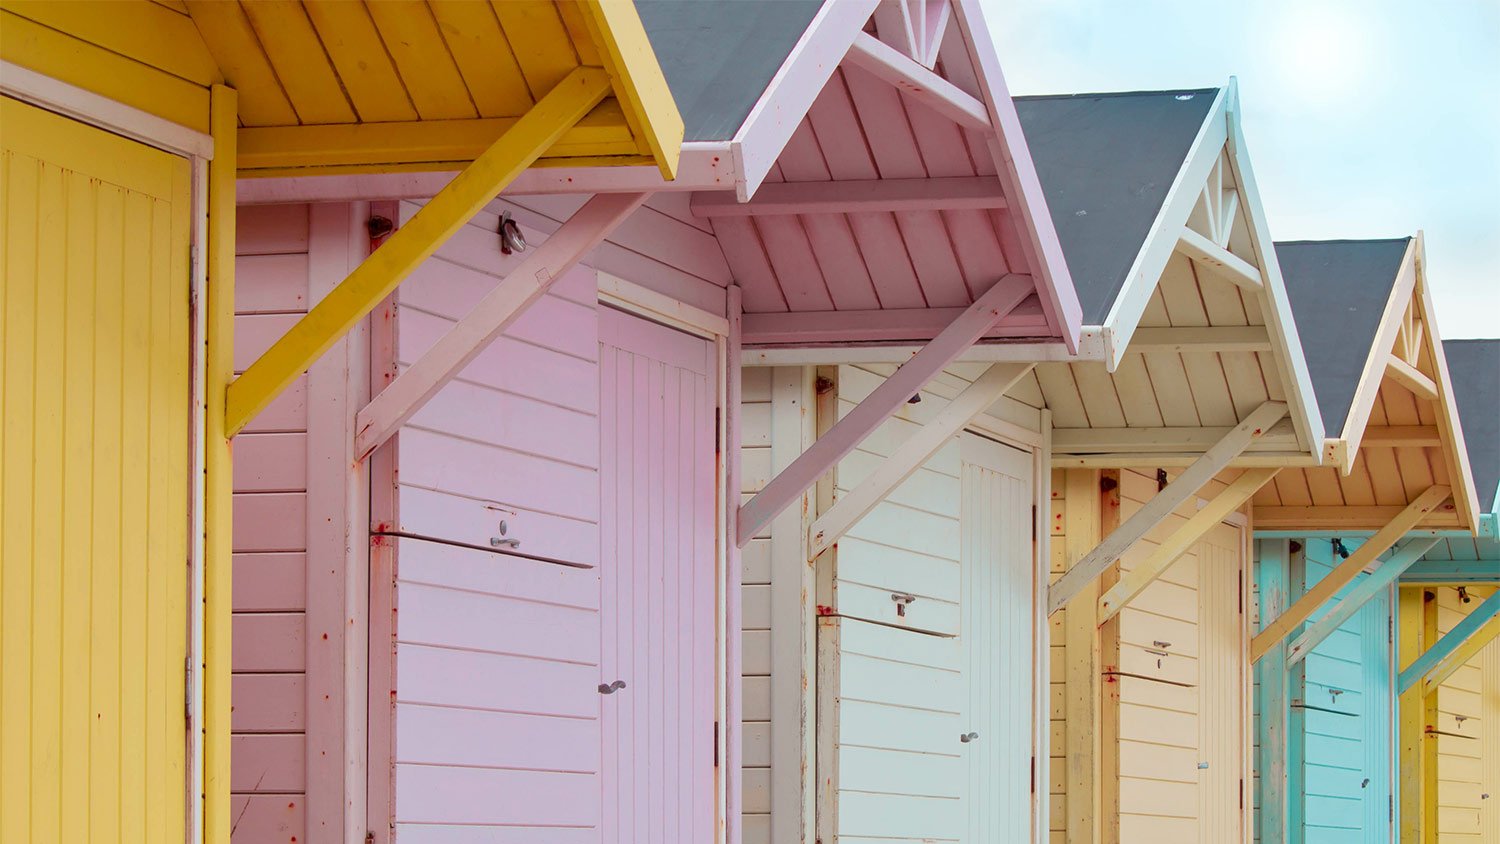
1;96;192;842
959;432;1036;842
598;306;718;844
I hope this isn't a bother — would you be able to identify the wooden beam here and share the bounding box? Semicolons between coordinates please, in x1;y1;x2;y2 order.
577;0;684;178
1400;560;1500;584
1053;420;1297;454
1047;401;1289;614
1216;189;1239;248
1095;468;1277;622
1253;503;1462;530
844;31;991;131
690;176;1006;217
1284;538;1440;665
352;192;645;458
1396;587;1429;842
1255;539;1293;844
1127;325;1272;354
224;67;612;435
1052;452;1320;470
737;274;1035;547
1361;425;1442;447
1384;354;1439;402
1177;225;1263;291
742;298;1048;346
1250;486;1452;662
1398;588;1500;694
1061;469;1103;842
805;363;1034;559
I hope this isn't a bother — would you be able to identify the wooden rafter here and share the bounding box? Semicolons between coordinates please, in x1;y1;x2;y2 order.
1385;354;1439;402
736;274;1036;546
1250;485;1453;662
1095;467;1277;623
1177;226;1262;291
690;175;1006;217
352;192;647;459
1047;401;1289;614
225;67;613;435
805;362;1034;559
1283;537;1440;665
1053;420;1297;454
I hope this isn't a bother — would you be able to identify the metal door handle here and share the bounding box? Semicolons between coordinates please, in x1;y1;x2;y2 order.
598;680;626;695
960;732;978;743
491;537;521;549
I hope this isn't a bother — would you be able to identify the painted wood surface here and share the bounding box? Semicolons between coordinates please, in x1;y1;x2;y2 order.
1433;585;1497;841
230;202;313;844
1;96;191;843
598;306;718;844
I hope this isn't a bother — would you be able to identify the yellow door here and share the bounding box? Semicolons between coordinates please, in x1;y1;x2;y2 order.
2;95;192;843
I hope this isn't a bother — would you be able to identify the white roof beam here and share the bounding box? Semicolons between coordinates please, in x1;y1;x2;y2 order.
736;274;1035;546
691;175;1006;217
1053;420;1298;454
1047;400;1289;614
806;362;1034;560
1177;226;1262;291
844;32;991;131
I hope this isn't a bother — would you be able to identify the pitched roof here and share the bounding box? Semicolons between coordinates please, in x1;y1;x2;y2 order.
1015;89;1217;324
1274;238;1412;434
1444;338;1500;513
636;0;822;142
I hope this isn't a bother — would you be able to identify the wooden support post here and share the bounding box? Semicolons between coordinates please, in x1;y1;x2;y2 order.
1397;588;1427;843
805;362;1033;559
1398;588;1500;694
1061;470;1102;844
1251;486;1452;662
224;67;612;435
1096;470;1122;844
1047;401;1288;614
351;192;646;457
203;83;236;844
1095;468;1277;622
737;274;1035;547
1284;537;1440;665
1255;540;1292;844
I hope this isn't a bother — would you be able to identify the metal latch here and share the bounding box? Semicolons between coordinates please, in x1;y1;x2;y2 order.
598;680;627;695
490;519;521;550
960;732;979;743
891;592;917;617
1144;640;1172;668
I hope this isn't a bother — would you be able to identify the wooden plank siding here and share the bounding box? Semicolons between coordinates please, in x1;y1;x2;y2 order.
1433;585;1497;841
230;204;312;844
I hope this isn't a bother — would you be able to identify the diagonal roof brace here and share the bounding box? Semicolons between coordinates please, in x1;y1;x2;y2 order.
736;274;1036;547
1047;400;1289;615
1283;537;1441;665
1250;484;1452;662
1397;587;1500;695
805;362;1035;561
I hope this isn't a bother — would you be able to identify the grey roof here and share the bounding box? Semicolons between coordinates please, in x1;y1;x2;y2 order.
1274;239;1412;434
1015;89;1218;324
1444;339;1500;513
636;0;822;142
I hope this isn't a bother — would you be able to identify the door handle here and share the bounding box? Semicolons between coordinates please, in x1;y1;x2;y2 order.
598;680;627;695
960;732;979;743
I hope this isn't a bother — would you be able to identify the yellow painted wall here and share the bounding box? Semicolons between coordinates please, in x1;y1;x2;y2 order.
1434;585;1498;842
1;95;192;842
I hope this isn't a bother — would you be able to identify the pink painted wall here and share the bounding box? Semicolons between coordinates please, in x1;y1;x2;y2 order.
231;204;312;844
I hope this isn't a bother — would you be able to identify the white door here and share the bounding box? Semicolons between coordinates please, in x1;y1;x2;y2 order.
959;432;1036;842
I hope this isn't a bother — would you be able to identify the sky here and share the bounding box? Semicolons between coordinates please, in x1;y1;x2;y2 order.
984;0;1500;339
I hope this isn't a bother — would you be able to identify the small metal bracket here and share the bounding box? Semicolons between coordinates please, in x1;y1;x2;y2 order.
1331;537;1351;559
891;592;917;617
1156;468;1168;491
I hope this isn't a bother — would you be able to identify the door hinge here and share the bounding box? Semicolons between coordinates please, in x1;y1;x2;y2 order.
1239;578;1244;614
1389;794;1394;821
1388;615;1394;644
715;407;722;455
1239;777;1244;809
1032;504;1037;541
713;720;720;767
1030;755;1036;793
184;656;193;724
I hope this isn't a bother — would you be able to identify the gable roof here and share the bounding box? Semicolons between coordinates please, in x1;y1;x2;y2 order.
1016;89;1218;324
1275;238;1413;434
1446;338;1500;513
637;0;822;142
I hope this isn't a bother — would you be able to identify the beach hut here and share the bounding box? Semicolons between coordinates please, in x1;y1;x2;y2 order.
225;1;1081;843
1016;84;1330;842
0;2;681;843
1394;338;1498;842
1250;240;1485;843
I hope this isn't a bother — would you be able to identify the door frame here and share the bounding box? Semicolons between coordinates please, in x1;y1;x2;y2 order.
0;61;213;844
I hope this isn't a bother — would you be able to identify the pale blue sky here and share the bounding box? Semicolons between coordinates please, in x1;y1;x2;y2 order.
985;0;1499;339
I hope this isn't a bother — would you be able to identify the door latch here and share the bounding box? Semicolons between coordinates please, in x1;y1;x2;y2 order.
598;680;627;695
960;732;979;743
491;519;521;549
891;592;917;617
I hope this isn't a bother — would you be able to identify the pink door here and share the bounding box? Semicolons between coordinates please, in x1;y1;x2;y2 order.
598;307;718;844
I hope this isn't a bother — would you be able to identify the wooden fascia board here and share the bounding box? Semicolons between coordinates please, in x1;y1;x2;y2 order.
949;0;1082;352
1220;79;1324;459
578;0;685;178
1099;86;1230;367
1410;244;1481;531
690;175;1007;217
729;0;880;202
236;142;735;204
